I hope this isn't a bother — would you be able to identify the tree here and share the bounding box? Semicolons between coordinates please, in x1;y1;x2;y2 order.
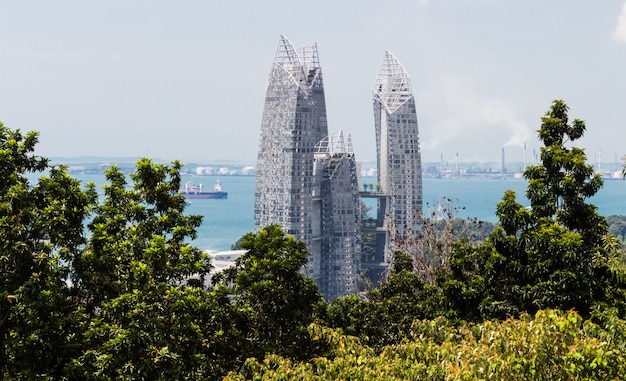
328;251;448;350
443;100;626;320
67;159;239;380
1;124;328;378
607;215;626;245
71;159;210;309
391;198;493;285
330;199;494;346
215;225;327;361
0;122;96;377
226;310;626;380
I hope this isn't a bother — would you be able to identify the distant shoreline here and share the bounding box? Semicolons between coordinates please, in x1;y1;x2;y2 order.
48;157;624;181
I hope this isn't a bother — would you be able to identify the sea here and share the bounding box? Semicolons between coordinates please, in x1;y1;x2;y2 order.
35;174;626;251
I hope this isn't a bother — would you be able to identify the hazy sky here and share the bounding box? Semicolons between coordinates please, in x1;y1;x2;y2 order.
1;1;625;166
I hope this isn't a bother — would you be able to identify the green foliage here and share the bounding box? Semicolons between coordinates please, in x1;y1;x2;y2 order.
69;285;239;380
0;123;330;378
0;122;96;377
5;109;626;379
331;100;626;354
392;198;493;285
442;100;626;320
226;310;626;380
329;201;494;347
67;159;243;380
607;215;626;245
215;225;328;361
72;160;209;310
329;252;448;350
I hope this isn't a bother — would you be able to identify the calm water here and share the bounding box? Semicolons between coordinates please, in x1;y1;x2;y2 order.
38;174;626;251
70;174;257;251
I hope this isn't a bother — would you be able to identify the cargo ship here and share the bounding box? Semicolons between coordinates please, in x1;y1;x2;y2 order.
181;180;228;199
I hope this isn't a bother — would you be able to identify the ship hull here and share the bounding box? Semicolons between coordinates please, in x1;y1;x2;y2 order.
182;191;228;199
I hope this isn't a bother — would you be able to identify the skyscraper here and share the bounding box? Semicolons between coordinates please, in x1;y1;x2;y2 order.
372;51;423;262
255;36;360;298
254;35;328;244
255;38;420;296
312;130;360;300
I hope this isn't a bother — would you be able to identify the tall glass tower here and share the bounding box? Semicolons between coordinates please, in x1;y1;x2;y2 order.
312;130;361;300
254;35;330;280
372;51;422;261
255;35;328;235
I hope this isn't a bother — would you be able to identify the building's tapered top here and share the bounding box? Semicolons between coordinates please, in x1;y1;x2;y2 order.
315;130;353;155
373;50;414;114
273;35;321;88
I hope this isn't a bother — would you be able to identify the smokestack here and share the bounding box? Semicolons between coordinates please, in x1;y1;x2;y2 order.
502;147;506;178
440;153;443;178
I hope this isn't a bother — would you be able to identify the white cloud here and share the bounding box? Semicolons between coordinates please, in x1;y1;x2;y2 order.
613;2;626;43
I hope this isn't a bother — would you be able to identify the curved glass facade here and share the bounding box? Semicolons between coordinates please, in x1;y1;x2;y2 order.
373;51;423;261
255;40;421;297
254;35;328;244
255;36;360;300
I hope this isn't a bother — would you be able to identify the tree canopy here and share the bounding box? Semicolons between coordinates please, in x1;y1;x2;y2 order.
3;99;626;380
329;100;626;347
0;120;330;378
214;225;327;362
0;123;96;377
226;309;626;380
435;100;626;320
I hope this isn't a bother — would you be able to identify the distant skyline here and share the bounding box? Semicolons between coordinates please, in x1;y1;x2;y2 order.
1;1;625;165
